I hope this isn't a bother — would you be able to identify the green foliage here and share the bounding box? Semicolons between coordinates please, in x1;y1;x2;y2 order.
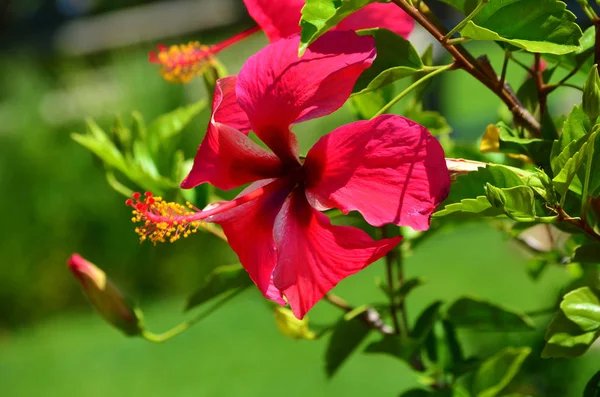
185;264;253;311
542;311;599;358
456;0;582;54
435;165;526;217
544;26;595;74
560;287;600;332
543;288;600;358
470;347;531;397
299;0;386;54
446;297;534;331
491;122;553;168
584;371;600;397
326;314;371;377
485;184;537;221
354;28;425;94
72;100;206;199
552;129;598;198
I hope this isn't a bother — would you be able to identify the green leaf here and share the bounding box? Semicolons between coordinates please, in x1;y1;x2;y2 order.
560;287;600;332
185;264;253;311
404;109;453;136
147;100;205;145
471;347;531;397
552;129;599;197
299;0;385;54
544;26;595;75
493;122;553;166
434;196;497;217
72;120;128;171
485;184;537;221
435;164;524;217
397;278;425;300
412;301;444;339
349;84;395;120
326;315;371;377
458;0;582;55
446;297;535;331
542;311;599;358
353;28;424;94
584;371;600;397
364;334;420;362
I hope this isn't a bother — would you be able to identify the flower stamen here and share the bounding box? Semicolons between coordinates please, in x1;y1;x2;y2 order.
149;42;213;84
126;183;277;244
148;26;261;83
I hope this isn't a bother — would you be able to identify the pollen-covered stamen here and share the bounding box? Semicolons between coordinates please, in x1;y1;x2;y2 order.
149;41;213;84
126;191;203;244
126;184;274;244
148;26;261;84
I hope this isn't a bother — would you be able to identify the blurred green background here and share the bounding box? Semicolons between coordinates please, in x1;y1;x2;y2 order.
0;0;598;396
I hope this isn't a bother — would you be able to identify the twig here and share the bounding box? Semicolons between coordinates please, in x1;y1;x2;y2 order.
555;206;600;243
533;54;548;120
390;0;541;136
442;0;488;43
324;293;394;335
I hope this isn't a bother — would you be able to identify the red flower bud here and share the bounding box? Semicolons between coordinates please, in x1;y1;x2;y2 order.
68;254;143;336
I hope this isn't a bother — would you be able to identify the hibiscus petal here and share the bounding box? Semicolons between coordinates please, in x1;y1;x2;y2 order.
210;178;294;305
337;3;414;39
303;115;450;231
243;0;413;42
180;77;283;190
243;0;304;42
236;31;376;163
273;189;401;319
210;76;253;134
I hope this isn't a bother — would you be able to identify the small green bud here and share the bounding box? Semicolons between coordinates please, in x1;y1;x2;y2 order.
273;306;316;340
68;254;143;336
203;58;228;99
583;65;600;122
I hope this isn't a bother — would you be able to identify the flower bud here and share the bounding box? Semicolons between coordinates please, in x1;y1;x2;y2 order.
273;306;316;340
68;254;143;336
203;58;228;100
583;64;600;122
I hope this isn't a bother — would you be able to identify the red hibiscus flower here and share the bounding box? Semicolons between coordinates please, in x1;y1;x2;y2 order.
243;0;414;42
133;31;449;318
150;0;414;83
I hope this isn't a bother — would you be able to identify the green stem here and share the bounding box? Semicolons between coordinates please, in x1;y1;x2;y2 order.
577;0;598;22
372;64;454;118
141;287;247;343
442;0;488;43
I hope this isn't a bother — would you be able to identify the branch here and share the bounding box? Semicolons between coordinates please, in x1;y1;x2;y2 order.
324;293;395;335
391;0;541;136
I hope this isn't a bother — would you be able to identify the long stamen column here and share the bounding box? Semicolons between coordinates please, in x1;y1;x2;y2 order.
126;187;267;244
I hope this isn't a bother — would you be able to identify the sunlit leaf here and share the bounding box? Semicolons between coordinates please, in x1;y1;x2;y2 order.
471;347;531;397
560;287;600;332
299;0;386;54
456;0;582;55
